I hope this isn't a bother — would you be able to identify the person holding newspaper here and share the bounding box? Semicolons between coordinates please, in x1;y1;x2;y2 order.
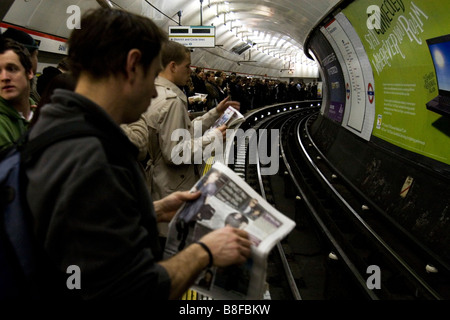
122;40;240;242
24;8;251;300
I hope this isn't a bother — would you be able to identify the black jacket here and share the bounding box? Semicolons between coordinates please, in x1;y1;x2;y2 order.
26;89;171;299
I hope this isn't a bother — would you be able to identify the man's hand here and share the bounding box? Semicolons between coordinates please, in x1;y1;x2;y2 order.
216;96;240;114
199;226;252;267
153;190;201;223
214;124;227;140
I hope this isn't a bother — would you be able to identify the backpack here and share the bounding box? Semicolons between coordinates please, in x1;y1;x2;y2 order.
0;121;106;299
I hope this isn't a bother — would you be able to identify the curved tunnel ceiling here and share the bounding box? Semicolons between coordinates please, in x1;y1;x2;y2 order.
2;0;343;77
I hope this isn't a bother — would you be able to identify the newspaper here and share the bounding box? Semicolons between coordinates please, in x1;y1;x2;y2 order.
164;161;295;300
188;93;208;104
211;106;244;129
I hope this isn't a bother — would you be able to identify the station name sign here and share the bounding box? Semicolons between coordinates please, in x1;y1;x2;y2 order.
169;26;215;48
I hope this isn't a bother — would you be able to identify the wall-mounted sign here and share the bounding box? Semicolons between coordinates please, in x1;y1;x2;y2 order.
321;13;376;141
344;0;450;165
169;26;215;48
1;23;68;55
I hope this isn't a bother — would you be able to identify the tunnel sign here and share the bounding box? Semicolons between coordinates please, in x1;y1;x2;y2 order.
368;83;374;104
169;26;215;48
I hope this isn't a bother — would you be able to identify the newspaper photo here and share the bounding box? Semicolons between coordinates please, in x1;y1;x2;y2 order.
164;161;296;300
211;106;245;129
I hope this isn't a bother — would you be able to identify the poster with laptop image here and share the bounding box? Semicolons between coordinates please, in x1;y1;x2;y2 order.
426;34;450;118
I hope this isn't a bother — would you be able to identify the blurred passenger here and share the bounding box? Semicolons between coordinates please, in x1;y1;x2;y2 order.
0;38;35;151
31;72;76;126
122;40;240;241
215;76;227;101
184;74;196;98
57;57;70;73
192;66;207;94
215;70;227;86
311;81;318;99
205;70;220;110
252;78;265;109
36;66;61;97
26;8;250;300
227;73;239;103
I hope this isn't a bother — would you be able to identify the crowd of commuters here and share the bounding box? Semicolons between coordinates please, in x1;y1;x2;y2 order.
0;6;320;301
1;8;251;300
186;67;319;115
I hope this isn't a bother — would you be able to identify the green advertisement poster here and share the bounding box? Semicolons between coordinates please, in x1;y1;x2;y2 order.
343;0;450;165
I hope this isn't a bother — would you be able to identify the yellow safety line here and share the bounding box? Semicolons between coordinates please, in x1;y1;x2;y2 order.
181;289;198;300
202;156;215;176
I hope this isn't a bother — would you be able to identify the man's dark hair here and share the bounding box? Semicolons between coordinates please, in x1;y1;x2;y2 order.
67;8;167;79
36;66;62;96
160;40;191;68
0;38;33;75
2;28;39;54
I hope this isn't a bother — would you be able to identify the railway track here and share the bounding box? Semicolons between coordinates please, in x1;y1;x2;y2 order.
227;101;450;300
227;101;321;300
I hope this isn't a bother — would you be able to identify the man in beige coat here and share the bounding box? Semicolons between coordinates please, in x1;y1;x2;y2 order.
122;41;240;239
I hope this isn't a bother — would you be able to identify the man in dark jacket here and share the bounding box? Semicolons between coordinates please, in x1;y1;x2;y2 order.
26;8;251;300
